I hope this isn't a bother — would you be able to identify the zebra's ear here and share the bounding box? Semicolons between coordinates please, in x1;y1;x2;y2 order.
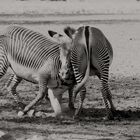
48;30;63;38
48;30;64;43
64;26;76;39
48;30;57;37
48;30;71;44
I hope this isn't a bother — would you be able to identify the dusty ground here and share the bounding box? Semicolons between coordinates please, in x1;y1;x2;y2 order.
0;12;140;140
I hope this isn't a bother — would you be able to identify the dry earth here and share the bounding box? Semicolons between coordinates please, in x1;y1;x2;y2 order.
0;15;140;140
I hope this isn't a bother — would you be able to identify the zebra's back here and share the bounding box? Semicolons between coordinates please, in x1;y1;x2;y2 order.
4;26;60;69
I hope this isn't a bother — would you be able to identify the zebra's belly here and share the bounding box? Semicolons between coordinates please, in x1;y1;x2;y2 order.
8;55;39;83
8;55;70;89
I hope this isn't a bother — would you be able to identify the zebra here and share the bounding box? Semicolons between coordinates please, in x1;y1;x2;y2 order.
0;26;75;117
48;26;116;120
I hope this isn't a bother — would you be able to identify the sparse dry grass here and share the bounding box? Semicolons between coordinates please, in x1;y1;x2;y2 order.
0;0;140;15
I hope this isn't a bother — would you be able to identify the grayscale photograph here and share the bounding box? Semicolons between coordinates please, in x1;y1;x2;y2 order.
0;0;140;139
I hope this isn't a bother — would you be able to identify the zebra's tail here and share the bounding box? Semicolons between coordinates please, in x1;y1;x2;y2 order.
73;26;90;94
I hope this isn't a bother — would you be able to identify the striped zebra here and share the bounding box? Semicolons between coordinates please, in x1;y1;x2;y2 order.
48;26;116;119
0;26;75;117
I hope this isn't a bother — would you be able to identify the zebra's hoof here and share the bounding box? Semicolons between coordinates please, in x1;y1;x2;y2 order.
74;108;82;118
27;109;35;117
73;113;80;120
17;111;24;117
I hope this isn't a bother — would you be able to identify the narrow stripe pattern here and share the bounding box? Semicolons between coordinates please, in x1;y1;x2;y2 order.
70;26;115;119
5;26;61;71
0;26;68;113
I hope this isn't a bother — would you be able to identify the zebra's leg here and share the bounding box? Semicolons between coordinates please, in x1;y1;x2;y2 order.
19;76;48;116
100;68;115;120
74;86;86;118
48;88;62;117
45;90;49;101
68;88;75;110
106;89;116;114
6;74;25;109
3;74;14;90
101;81;114;120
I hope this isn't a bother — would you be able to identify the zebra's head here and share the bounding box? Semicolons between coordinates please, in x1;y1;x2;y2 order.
48;30;73;80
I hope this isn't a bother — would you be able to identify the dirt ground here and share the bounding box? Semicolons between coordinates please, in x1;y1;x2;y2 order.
0;15;140;140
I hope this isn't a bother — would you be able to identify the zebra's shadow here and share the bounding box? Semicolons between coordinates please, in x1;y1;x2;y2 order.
77;107;140;122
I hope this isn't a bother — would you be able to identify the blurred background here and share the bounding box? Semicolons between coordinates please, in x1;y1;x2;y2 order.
0;0;140;16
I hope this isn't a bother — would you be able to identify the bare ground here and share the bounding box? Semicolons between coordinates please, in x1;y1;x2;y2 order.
0;16;140;140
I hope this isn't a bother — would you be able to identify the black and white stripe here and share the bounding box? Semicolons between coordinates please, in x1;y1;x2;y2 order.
64;26;115;119
0;26;74;116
